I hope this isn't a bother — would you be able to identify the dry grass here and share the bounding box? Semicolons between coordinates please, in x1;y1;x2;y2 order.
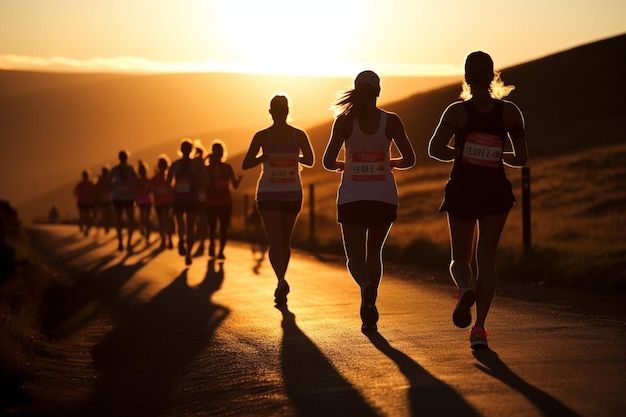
229;143;626;292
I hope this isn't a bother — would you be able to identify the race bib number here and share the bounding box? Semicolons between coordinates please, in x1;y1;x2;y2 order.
115;184;132;195
175;181;191;193
268;154;298;183
462;132;503;168
215;179;229;190
155;186;169;195
351;152;386;181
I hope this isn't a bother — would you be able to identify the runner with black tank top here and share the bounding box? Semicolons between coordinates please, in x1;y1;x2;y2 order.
428;51;528;349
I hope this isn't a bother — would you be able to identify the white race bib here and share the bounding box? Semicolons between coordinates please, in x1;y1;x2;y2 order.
175;182;191;193
351;152;386;181
462;132;503;168
268;153;298;183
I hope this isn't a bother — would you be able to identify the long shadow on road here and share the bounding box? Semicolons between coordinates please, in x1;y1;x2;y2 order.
277;305;381;417
78;268;229;417
41;246;161;340
473;349;582;417
365;331;481;417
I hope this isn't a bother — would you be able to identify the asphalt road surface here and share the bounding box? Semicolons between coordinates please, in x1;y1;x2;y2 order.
6;224;626;417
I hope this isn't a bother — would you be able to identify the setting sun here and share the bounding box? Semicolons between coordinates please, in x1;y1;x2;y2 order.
210;0;365;76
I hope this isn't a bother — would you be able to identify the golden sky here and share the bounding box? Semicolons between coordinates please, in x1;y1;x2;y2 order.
1;0;625;76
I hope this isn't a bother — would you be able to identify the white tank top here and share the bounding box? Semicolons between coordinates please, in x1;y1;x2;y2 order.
337;111;399;206
256;128;303;201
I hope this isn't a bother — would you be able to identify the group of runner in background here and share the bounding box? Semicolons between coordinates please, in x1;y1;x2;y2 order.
72;138;242;266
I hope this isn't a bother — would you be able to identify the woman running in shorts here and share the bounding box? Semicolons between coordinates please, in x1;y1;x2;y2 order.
148;155;174;250
323;71;415;331
205;139;242;259
428;51;528;349
242;94;315;305
74;170;96;236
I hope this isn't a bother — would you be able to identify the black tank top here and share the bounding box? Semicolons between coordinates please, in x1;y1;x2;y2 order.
450;100;508;181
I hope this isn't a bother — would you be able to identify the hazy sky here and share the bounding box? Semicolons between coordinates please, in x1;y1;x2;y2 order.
1;0;625;76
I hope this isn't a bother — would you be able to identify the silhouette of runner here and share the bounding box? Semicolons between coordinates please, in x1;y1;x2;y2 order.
428;51;528;349
148;154;175;250
242;94;314;305
193;141;209;256
167;138;210;265
323;70;415;331
108;151;138;251
73;170;96;236
205;139;242;259
95;165;114;234
136;160;152;246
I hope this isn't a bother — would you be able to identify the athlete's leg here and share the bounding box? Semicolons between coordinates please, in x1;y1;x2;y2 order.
113;204;124;250
218;207;232;257
474;212;509;328
365;223;393;291
125;205;135;250
174;208;186;254
185;209;198;264
447;215;477;289
207;208;218;256
340;223;368;287
259;209;297;283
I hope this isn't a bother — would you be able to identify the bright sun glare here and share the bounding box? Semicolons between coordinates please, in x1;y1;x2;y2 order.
212;0;364;76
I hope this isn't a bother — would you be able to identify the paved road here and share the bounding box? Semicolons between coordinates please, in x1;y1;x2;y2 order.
8;225;626;417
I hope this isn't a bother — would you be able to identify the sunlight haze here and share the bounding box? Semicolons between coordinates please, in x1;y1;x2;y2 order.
1;0;624;76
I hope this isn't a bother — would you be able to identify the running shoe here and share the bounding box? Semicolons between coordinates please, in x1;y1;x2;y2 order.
360;284;379;331
274;281;290;305
453;287;475;328
470;326;489;349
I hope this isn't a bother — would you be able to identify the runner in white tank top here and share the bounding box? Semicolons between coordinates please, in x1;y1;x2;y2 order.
323;71;415;331
242;94;314;306
338;111;398;206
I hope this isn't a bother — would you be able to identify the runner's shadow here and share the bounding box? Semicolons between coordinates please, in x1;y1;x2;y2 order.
198;259;224;293
277;305;380;417
41;250;154;339
365;331;480;417
473;348;582;417
81;269;230;417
